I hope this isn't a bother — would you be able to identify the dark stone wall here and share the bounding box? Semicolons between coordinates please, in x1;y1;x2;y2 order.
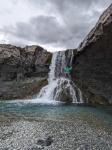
0;44;52;100
0;45;52;81
71;23;112;105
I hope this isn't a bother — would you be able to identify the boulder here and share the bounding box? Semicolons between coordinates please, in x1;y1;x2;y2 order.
37;134;53;146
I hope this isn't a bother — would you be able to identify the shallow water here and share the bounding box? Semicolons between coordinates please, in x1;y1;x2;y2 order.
0;100;112;133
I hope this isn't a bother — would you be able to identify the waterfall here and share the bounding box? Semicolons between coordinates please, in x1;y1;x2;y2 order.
37;50;83;103
37;52;59;100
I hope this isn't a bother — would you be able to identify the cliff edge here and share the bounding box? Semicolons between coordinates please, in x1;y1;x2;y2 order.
0;44;52;100
71;4;112;105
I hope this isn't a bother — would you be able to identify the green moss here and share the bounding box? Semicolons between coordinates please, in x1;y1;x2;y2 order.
45;54;52;64
22;78;48;98
92;94;108;105
36;78;48;91
0;78;48;100
65;49;77;57
60;90;72;103
85;91;109;106
65;49;69;57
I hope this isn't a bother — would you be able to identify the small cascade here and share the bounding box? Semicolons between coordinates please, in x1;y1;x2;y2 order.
37;52;59;100
37;50;83;103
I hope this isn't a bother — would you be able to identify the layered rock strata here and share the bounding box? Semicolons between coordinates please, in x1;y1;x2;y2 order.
0;44;52;99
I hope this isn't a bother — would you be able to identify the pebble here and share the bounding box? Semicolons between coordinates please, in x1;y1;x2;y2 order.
37;134;53;146
0;118;112;150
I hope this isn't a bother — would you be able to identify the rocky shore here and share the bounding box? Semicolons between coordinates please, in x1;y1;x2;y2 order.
0;116;112;150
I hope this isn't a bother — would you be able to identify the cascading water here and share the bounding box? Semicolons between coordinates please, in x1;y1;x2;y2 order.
37;52;59;101
37;50;83;103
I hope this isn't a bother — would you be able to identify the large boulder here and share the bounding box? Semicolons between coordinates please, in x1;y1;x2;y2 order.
71;4;112;105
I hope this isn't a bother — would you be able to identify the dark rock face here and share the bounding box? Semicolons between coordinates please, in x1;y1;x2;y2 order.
60;90;72;103
71;4;112;105
0;44;52;81
0;44;52;100
0;78;48;100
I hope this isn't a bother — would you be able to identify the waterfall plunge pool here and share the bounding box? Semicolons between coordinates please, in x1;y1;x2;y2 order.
0;100;112;133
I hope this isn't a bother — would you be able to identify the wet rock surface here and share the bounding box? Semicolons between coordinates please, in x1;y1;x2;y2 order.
0;77;47;100
71;4;112;105
0;44;52;100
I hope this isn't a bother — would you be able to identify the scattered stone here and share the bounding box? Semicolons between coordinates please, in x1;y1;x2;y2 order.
28;145;44;150
0;118;112;150
37;134;53;146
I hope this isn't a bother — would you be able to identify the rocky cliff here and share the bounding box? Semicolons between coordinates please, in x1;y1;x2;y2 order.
71;4;112;105
0;44;52;99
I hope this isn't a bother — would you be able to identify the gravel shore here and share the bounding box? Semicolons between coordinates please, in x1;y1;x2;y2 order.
0;116;112;150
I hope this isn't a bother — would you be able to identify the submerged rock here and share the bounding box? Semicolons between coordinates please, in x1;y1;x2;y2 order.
71;4;112;105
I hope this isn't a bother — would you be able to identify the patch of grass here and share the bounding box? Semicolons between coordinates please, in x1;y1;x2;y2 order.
65;49;69;57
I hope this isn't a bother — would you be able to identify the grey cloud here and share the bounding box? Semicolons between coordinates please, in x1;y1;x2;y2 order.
2;13;92;49
1;0;112;50
0;9;12;15
3;16;66;43
26;0;112;48
12;0;18;4
29;0;112;9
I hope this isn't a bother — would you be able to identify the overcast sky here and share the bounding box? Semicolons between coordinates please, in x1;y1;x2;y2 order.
0;0;111;51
